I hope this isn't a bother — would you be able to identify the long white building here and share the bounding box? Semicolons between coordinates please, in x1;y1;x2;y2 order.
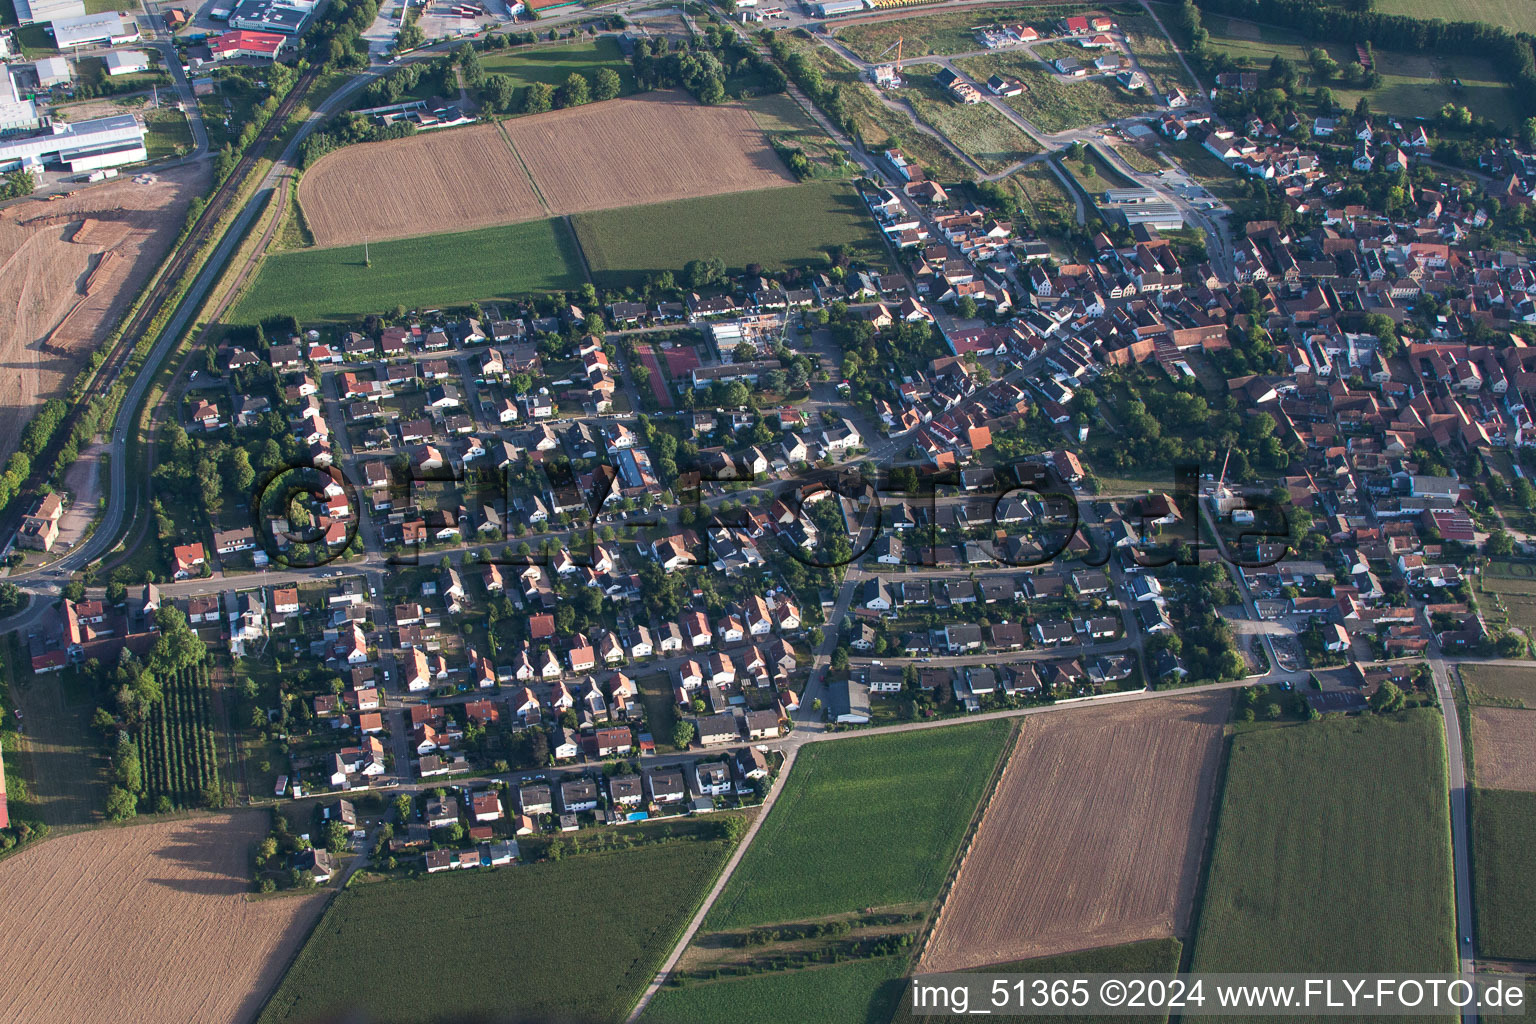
50;10;140;47
12;0;83;25
0;114;146;173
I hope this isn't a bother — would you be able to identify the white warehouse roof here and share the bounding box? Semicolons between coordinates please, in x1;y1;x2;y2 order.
51;11;138;47
12;0;83;25
0;113;143;171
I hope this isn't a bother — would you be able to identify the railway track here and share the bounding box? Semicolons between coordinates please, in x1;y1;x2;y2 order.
0;67;318;549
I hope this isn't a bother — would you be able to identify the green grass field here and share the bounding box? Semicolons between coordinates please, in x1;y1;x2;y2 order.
1460;664;1536;708
1471;787;1536;960
641;957;906;1024
481;36;637;97
232;218;585;324
258;837;734;1024
571;181;889;290
744;92;851;179
998;161;1078;234
704;720;1012;929
1189;712;1456;1011
142;109;194;162
952;54;1159;133
1373;0;1536;35
888;939;1184;1024
892;64;1039;173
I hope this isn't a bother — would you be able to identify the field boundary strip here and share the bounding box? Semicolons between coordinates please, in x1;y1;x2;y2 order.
913;720;1020;969
496;119;553;216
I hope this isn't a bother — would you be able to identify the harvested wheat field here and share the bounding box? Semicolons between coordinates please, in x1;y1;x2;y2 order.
921;694;1227;972
297;121;545;247
298;91;794;247
1472;706;1536;791
0;813;326;1024
504;90;794;214
0;163;206;463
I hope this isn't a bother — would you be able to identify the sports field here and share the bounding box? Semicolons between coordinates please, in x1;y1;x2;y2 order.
571;180;891;289
1189;712;1456;1002
1471;787;1536;960
231;218;585;324
704;720;1012;929
259;836;734;1024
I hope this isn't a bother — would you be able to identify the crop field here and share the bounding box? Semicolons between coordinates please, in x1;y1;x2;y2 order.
506;91;794;214
893;939;1183;1024
298;92;794;247
705;721;1012;929
572;181;890;289
1459;663;1536;708
138;662;220;810
1470;706;1536;791
297;123;544;247
641;957;905;1024
952;55;1158;133
922;696;1225;972
232;218;584;324
1190;712;1456;987
0;813;325;1024
893;64;1040;173
261;837;731;1023
833;5;1093;61
1472;787;1536;960
480;36;636;95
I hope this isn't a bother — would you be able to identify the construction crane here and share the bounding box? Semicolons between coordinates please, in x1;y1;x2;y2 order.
872;36;903;89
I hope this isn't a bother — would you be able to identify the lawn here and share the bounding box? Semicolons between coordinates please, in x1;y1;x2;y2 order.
258;836;735;1024
952;54;1159;133
642;957;904;1024
481;36;637;98
231;218;585;324
1060;144;1136;191
1471;787;1536;960
891;64;1039;173
1189;712;1456;997
142;108;194;162
1460;664;1536;708
834;4;1092;61
704;720;1012;929
571;181;889;290
888;939;1184;1024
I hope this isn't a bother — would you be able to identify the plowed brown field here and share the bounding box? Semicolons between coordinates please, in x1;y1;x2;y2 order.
297;121;546;247
504;91;794;214
921;694;1227;971
0;813;325;1024
1472;706;1536;791
297;91;794;246
0;163;206;463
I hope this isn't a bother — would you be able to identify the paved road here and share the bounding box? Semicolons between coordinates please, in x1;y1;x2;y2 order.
1427;653;1479;1024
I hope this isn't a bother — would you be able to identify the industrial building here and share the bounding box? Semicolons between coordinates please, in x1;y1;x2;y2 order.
208;28;285;59
0;113;146;173
812;0;864;15
103;49;150;74
12;0;83;25
34;56;72;87
227;0;311;33
49;10;140;47
0;71;41;133
1099;188;1185;230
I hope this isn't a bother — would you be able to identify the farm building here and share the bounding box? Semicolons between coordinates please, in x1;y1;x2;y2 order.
209;29;285;59
103;50;150;75
0;112;146;172
50;11;139;47
13;0;82;24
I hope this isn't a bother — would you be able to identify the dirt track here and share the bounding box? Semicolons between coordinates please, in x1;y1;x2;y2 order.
0;812;325;1024
920;694;1227;971
0;163;208;464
